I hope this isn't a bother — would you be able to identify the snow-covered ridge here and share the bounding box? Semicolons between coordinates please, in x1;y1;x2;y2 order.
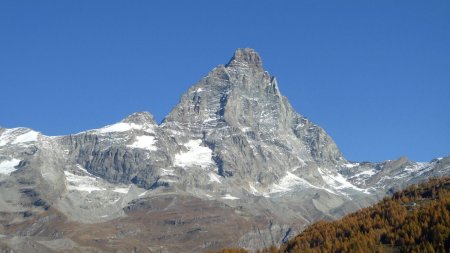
0;128;39;146
1;117;156;145
96;122;154;134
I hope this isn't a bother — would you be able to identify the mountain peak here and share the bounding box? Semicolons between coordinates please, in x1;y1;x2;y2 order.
226;48;263;69
122;112;156;125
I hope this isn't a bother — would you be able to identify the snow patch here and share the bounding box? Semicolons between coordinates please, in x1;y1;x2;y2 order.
208;172;221;183
349;168;378;185
64;171;105;193
343;163;359;168
159;178;177;183
393;162;432;179
203;117;216;124
76;164;93;175
127;135;157;151
221;194;239;200
113;186;130;194
0;129;38;146
161;168;176;176
248;183;260;195
350;168;378;180
318;167;367;194
356;169;377;176
98;122;154;134
270;172;319;194
0;159;21;175
174;140;214;168
138;191;148;197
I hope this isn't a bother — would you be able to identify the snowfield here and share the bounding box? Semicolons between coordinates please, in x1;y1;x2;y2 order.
0;159;21;175
174;139;214;168
0;128;38;146
127;135;157;151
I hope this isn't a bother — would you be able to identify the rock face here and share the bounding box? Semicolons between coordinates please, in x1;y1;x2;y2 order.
161;48;343;192
0;48;449;252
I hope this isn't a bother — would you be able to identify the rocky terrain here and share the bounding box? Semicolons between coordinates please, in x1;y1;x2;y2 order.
0;48;449;252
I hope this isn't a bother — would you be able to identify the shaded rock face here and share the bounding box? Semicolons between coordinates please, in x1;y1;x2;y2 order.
0;48;449;252
57;112;174;189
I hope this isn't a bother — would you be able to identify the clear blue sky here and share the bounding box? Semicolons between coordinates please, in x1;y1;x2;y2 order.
1;1;449;162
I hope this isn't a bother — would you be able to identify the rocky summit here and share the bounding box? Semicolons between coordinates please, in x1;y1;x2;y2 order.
0;48;449;252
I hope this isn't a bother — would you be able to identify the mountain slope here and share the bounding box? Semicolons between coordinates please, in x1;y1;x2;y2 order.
213;176;450;253
0;49;449;252
278;176;450;253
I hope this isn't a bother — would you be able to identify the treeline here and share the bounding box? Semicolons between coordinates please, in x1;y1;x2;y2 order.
210;177;450;253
